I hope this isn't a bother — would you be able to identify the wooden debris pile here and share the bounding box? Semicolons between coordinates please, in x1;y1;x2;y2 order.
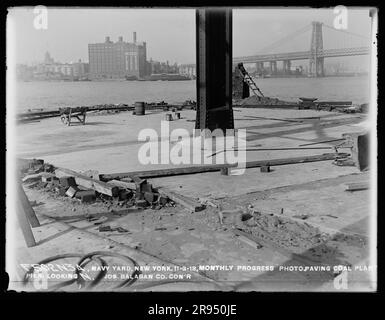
236;95;368;113
19;159;177;210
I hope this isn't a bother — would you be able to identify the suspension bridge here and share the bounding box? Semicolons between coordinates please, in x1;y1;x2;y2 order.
233;21;371;77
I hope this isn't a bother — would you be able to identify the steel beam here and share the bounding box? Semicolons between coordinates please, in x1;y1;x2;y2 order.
195;9;234;131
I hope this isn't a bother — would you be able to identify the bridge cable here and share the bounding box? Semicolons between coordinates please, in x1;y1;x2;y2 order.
322;23;370;40
257;24;312;54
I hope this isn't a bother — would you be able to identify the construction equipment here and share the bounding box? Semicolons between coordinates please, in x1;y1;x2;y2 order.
59;107;87;126
237;63;264;99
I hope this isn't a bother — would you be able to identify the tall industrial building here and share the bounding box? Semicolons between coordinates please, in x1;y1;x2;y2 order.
88;32;147;79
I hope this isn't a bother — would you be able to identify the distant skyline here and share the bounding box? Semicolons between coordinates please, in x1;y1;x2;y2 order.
7;7;372;66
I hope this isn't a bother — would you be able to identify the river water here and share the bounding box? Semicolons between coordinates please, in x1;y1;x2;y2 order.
13;76;370;112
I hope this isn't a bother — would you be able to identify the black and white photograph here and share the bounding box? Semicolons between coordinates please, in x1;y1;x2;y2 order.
5;6;377;293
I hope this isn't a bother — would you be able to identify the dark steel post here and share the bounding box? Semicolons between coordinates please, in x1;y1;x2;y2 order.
195;9;234;132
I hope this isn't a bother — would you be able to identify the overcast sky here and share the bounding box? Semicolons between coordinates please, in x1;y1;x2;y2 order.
7;7;372;65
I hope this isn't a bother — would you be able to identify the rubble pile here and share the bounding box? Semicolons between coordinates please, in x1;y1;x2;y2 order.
236;94;368;114
231;208;367;263
19;159;176;210
236;95;297;107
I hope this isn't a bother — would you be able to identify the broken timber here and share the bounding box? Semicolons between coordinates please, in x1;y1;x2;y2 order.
100;153;348;181
157;187;205;212
345;182;369;191
106;179;136;190
232;228;263;250
55;167;119;197
18;183;40;228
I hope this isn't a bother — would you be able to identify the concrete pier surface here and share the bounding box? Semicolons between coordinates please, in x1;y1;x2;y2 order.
9;107;375;292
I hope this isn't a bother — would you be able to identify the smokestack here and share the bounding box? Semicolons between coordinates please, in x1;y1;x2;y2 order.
118;36;123;42
133;32;137;43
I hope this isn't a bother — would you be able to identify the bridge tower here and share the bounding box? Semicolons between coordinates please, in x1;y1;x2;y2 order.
269;61;277;75
283;60;291;75
309;21;324;77
255;62;264;74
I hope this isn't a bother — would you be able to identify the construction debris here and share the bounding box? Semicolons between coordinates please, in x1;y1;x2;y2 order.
345;182;370;191
232;228;263;250
55;167;119;197
17;101;196;123
20;150;358;217
107;179;136;190
19;161;181;210
234;208;366;265
157;187;206;212
22;172;52;183
59;176;77;188
65;186;78;198
235;94;367;114
260;166;271;173
100;153;349;180
75;190;96;203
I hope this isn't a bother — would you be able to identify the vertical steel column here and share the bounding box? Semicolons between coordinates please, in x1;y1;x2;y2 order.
272;61;277;74
286;60;291;74
195;9;234;131
269;61;274;74
309;21;324;77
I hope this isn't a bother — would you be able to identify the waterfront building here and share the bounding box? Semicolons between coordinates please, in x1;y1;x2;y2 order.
179;64;196;79
88;33;147;79
44;51;55;64
72;59;89;78
17;52;90;81
148;59;179;75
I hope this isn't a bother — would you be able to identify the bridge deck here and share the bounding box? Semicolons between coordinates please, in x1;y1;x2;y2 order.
233;47;370;63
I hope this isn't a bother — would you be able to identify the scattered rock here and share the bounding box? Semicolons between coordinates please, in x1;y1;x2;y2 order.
98;225;113;232
136;199;148;208
66;186;78;198
93;216;108;225
293;214;309;220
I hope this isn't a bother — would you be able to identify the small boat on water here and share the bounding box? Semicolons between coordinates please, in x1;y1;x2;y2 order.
125;75;138;81
143;73;191;81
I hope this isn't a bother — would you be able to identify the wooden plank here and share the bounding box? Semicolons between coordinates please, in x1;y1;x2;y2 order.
345;182;370;191
130;175;147;186
17;105;134;121
299;138;345;146
18;184;40;228
317;101;352;106
107;179;136;190
232;228;263;249
243;115;303;123
16;200;36;247
101;165;225;181
100;153;347;181
157;187;205;212
81;169;100;180
208;147;337;158
22;172;50;183
55;167;119;197
244;153;348;169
